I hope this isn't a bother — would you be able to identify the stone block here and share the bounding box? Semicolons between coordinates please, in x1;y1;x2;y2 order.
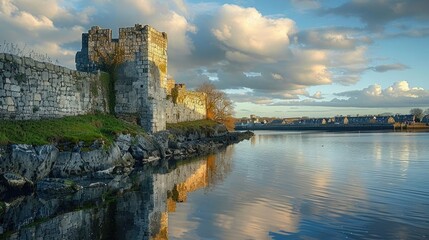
24;57;35;67
10;85;20;92
42;71;49;81
7;105;15;111
36;62;45;69
5;96;14;105
34;93;42;101
5;54;13;61
4;71;11;78
12;55;22;64
46;63;54;71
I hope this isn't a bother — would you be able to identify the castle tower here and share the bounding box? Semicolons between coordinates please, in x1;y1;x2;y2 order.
75;24;168;132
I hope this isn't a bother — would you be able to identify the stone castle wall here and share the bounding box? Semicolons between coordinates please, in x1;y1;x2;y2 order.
0;53;107;120
0;24;206;132
165;84;206;123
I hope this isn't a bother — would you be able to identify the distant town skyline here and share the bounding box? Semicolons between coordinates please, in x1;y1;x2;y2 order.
1;0;428;117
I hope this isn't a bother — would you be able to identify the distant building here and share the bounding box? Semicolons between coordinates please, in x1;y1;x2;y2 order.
270;119;287;125
394;114;415;124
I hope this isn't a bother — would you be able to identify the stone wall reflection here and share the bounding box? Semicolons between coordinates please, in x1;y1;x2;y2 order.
1;150;233;239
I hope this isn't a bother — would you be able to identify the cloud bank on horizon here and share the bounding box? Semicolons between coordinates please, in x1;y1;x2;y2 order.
1;0;428;116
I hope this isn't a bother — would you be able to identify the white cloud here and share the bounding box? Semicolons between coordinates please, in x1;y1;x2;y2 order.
0;0;86;67
298;28;372;50
243;72;261;78
0;0;16;15
384;81;425;98
364;84;383;96
271;73;284;80
0;0;54;29
311;91;323;99
212;4;296;62
328;46;368;85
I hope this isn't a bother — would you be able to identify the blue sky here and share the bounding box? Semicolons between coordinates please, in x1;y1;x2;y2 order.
1;0;428;117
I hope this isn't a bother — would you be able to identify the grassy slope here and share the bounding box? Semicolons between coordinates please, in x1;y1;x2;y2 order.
166;119;218;132
0;114;145;145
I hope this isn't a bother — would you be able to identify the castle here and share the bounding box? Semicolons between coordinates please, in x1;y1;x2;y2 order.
0;24;206;132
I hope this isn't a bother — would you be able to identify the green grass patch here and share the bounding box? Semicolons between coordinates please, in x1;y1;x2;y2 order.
0;114;145;145
166;119;218;132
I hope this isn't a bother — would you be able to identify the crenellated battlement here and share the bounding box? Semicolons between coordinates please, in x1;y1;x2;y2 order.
76;24;168;89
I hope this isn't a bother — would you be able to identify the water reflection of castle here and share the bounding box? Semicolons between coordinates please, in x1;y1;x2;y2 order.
109;148;234;239
1;147;234;239
152;148;233;239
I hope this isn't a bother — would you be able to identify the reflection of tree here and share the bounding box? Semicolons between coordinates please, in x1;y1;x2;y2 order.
250;135;256;146
206;146;234;191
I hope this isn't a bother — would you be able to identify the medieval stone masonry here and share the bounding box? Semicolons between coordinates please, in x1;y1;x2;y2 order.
1;24;206;132
0;53;107;120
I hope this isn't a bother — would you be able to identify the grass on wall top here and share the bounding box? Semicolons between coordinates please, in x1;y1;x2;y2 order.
0;114;145;145
166;119;218;132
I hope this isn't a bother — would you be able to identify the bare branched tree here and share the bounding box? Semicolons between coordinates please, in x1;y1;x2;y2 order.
410;108;424;122
196;82;235;130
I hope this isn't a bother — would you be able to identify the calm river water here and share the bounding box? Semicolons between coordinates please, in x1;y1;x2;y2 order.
3;131;429;239
168;131;429;239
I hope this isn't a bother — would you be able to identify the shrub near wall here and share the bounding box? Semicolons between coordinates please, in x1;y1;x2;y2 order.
0;53;107;120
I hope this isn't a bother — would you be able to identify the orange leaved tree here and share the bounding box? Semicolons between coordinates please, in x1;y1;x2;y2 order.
196;82;235;131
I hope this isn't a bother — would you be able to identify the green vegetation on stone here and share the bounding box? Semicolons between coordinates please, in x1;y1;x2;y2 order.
99;71;116;114
0;114;145;145
166;119;218;132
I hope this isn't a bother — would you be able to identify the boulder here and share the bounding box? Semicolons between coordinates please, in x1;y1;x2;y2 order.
130;145;148;161
116;134;132;152
0;173;34;201
0;144;59;181
135;135;156;152
36;178;82;195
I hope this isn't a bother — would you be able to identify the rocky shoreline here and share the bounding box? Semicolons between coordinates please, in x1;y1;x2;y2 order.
0;125;253;202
